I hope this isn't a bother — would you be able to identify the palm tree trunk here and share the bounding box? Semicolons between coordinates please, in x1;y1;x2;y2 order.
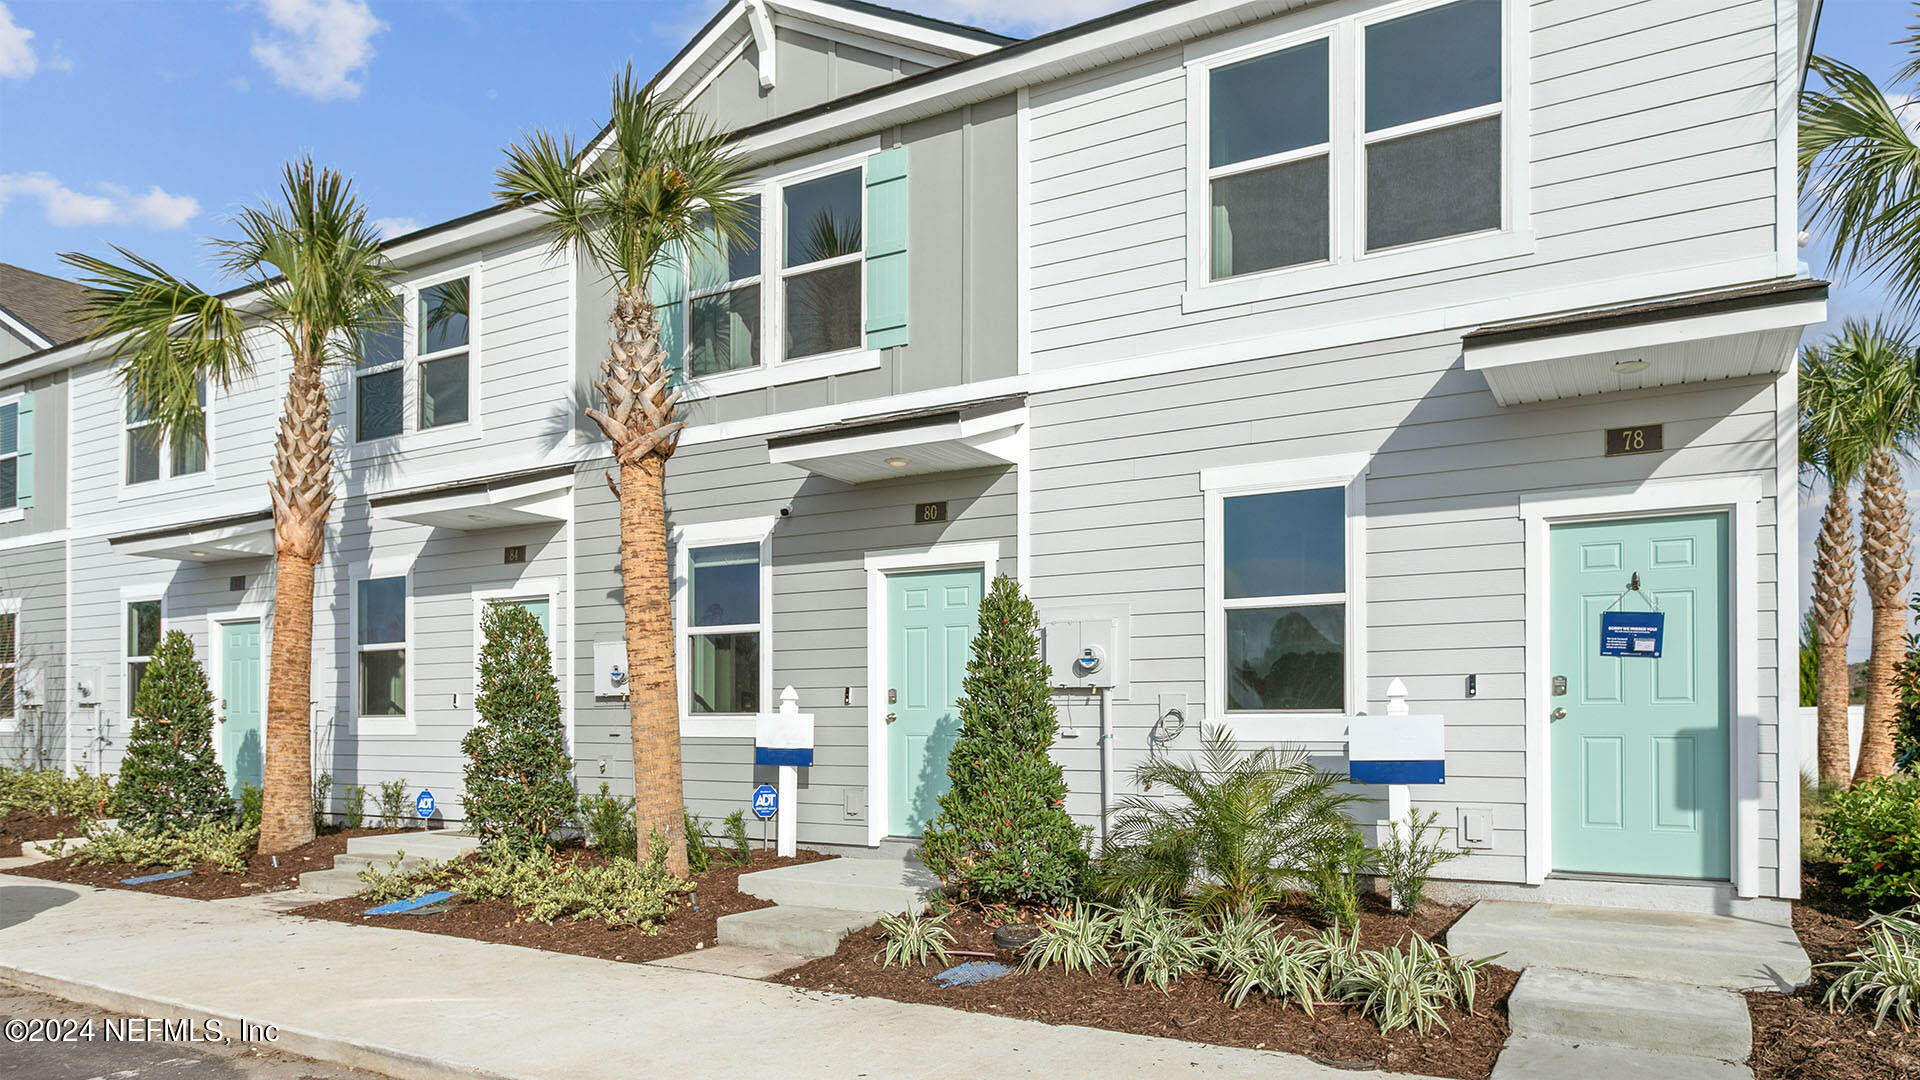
1812;484;1857;788
260;359;333;854
1857;448;1910;781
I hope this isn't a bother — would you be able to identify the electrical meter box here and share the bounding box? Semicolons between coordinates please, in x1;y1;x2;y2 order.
1041;606;1131;694
593;641;629;699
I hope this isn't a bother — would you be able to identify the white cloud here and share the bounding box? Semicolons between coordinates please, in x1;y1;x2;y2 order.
44;39;70;73
0;3;37;79
0;173;200;230
371;216;420;239
1889;92;1920;145
250;0;385;101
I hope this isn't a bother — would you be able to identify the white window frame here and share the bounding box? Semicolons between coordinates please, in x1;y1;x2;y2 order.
1182;0;1531;314
684;195;765;381
353;264;484;454
120;587;167;719
1201;453;1370;743
119;378;212;494
0;390;22;523
672;516;777;738
0;595;19;731
673;144;884;397
352;569;415;737
471;578;561;704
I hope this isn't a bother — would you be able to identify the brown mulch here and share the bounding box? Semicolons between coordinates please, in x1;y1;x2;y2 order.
1746;863;1920;1080
0;812;87;858
9;827;409;900
296;846;834;966
779;894;1514;1080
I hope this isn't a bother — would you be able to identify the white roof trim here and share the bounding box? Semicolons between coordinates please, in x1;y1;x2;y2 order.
747;0;779;90
0;307;53;351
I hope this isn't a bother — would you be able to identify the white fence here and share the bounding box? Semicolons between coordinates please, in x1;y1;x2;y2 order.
1796;704;1864;781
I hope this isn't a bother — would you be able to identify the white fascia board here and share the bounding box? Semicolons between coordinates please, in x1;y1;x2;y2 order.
0;308;52;351
655;1;755;100
772;0;1004;58
1461;298;1829;373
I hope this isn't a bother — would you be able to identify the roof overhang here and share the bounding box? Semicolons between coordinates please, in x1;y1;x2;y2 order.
369;464;575;530
1462;278;1828;407
767;395;1026;483
109;510;275;562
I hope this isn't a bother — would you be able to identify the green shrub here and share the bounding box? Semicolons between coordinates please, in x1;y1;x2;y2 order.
1824;904;1920;1029
575;783;636;858
113;632;232;834
342;785;368;829
1097;725;1356;918
919;576;1089;906
355;851;450;904
238;782;263;830
1022;904;1116;973
455;836;689;928
1224;929;1327;1012
722;809;752;866
1816;774;1920;908
75;820;256;874
1112;893;1202;993
461;603;573;852
312;771;333;830
875;909;954;967
1375;810;1460;913
682;807;712;873
377;779;409;827
1304;826;1370;927
1333;934;1494;1035
0;767;115;819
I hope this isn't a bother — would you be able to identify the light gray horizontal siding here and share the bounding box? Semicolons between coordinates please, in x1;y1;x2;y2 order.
0;539;66;770
0;369;66;539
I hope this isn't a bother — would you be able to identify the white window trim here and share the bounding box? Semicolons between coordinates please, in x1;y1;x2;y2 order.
0;595;19;731
120;586;167;720
353;263;485;456
673;517;777;738
0;390;22;524
352;568;415;737
117;378;214;497
1181;0;1532;314
205;605;270;771
678;146;884;397
1202;452;1370;743
470;579;562;719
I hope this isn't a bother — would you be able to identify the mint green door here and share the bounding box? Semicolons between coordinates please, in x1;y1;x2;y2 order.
887;568;983;837
219;620;264;801
1550;513;1730;880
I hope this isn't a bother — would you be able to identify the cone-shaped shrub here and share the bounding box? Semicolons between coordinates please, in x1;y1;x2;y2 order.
115;630;235;833
920;575;1088;905
462;602;573;852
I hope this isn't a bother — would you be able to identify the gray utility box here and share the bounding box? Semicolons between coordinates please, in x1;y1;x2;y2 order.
1041;607;1131;694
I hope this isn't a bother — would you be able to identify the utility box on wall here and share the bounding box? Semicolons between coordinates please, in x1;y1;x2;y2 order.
593;641;629;699
1041;606;1131;696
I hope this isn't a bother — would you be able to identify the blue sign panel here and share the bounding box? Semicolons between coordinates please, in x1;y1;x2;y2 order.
1599;610;1664;658
1350;760;1446;785
752;783;779;820
415;789;437;820
755;747;815;767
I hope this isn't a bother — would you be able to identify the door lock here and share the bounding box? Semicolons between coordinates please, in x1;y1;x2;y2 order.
1551;675;1568;696
888;689;897;704
885;712;898;724
1551;707;1567;721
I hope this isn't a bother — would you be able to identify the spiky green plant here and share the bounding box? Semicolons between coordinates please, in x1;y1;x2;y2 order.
1022;904;1116;974
1112;893;1202;993
875;909;955;968
1824;906;1920;1029
1335;934;1459;1035
1375;809;1461;913
1304;826;1370;926
1225;931;1327;1013
1095;725;1357;918
1197;908;1276;983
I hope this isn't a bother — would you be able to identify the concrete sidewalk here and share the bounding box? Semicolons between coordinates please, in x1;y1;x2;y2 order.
0;875;1436;1080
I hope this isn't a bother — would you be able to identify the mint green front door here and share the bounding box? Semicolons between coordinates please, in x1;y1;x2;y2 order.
886;568;983;837
219;620;264;801
1550;513;1730;880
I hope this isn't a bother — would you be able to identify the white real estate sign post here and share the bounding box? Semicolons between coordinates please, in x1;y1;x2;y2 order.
756;686;814;858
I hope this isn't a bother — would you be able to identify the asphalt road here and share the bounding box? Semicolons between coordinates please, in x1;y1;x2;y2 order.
0;981;391;1080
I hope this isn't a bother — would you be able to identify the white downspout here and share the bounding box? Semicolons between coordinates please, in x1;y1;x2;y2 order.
1097;686;1112;846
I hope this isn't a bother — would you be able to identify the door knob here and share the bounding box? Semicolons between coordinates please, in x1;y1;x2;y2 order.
1551;707;1567;721
885;712;898;724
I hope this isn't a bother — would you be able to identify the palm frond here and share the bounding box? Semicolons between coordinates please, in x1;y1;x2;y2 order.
1801;54;1920;310
1802;319;1920;481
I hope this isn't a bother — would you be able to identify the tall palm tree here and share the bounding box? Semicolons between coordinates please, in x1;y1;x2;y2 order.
63;160;397;853
1801;45;1920;314
1805;321;1920;781
1800;342;1864;788
495;66;753;876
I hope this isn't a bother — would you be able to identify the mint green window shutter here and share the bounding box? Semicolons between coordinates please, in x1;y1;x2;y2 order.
14;391;33;509
647;246;686;384
864;147;909;350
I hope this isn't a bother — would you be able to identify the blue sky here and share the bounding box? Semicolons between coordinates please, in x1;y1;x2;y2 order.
0;0;1914;656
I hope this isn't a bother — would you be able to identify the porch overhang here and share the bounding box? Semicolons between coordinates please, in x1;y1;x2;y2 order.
109;510;274;562
368;464;574;530
1462;278;1827;407
766;394;1027;484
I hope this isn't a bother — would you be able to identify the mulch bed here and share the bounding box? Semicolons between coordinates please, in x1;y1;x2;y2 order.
296;845;834;966
779;894;1515;1080
0;812;87;858
1746;863;1920;1080
9;827;409;900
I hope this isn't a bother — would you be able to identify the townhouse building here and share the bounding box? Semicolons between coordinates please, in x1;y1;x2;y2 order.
0;0;1825;911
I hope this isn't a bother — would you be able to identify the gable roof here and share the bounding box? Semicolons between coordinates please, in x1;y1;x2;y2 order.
0;262;101;348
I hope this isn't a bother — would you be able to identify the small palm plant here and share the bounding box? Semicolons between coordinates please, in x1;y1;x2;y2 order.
1095;725;1357;918
1824;905;1920;1029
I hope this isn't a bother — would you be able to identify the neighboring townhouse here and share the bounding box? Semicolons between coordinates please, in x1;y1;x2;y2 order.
4;0;1826;913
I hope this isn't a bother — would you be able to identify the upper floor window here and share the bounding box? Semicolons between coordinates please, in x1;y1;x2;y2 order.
0;398;18;510
356;273;473;443
125;381;207;485
689;197;762;379
781;168;863;360
1208;38;1331;279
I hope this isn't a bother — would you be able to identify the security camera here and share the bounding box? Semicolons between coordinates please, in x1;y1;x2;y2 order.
778;504;793;518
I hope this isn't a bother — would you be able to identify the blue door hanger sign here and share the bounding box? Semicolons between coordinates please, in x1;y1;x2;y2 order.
752;784;779;820
1599;610;1664;658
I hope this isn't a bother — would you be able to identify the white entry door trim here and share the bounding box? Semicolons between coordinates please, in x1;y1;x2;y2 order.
205;605;270;772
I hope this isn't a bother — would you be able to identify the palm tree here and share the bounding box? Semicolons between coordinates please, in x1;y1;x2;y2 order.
1805;321;1920;781
495;66;753;876
1800;341;1864;788
1801;48;1920;313
63;160;397;853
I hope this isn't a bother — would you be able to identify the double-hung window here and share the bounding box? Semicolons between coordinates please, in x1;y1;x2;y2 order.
674;519;774;732
0;397;18;511
356;273;473;442
0;602;16;727
1203;455;1367;740
689;197;762;378
417;278;471;429
357;577;408;727
125;381;208;485
1207;37;1331;279
356;319;405;441
780;168;863;361
126;599;161;708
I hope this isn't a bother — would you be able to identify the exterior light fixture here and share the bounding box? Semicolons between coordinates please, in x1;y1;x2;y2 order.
1613;358;1651;374
886;457;910;468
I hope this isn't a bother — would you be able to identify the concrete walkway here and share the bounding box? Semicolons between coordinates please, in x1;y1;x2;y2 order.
0;875;1435;1080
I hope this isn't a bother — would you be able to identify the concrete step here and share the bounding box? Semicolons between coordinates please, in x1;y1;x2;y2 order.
1446;900;1811;992
1507;967;1752;1060
296;867;377;898
716;905;877;957
735;857;936;915
19;837;87;862
327;852;444;874
1492;1035;1751;1079
650;945;810;980
342;832;479;860
213;889;338;914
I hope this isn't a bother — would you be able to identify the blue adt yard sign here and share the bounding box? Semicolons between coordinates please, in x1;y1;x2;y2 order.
752;784;779;820
415;789;436;821
1599;611;1664;658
